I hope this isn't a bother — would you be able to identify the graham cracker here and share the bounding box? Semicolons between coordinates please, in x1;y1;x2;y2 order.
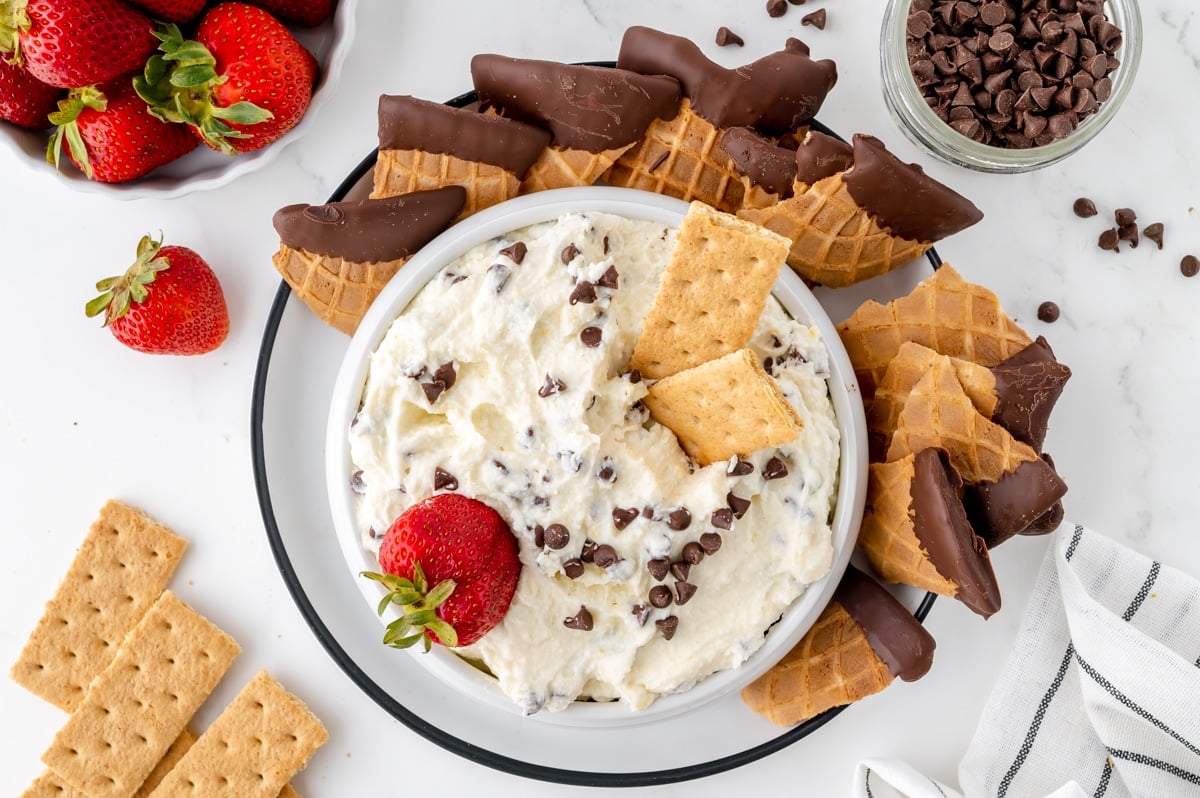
630;201;790;379
11;500;188;712
41;590;241;798
146;670;328;798
20;770;85;798
644;348;802;465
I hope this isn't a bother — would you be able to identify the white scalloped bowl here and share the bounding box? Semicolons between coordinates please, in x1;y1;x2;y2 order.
326;186;868;728
0;0;356;200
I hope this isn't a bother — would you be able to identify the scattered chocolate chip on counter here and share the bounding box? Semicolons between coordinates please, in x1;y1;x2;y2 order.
767;0;788;17
715;26;744;47
1073;197;1098;218
802;8;827;29
1114;207;1136;227
1143;222;1164;250
1037;301;1060;323
787;0;807;5
1182;255;1200;278
1098;228;1120;252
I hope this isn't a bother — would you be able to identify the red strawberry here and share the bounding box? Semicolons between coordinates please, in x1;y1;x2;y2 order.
86;234;229;356
125;0;206;23
0;0;158;89
133;5;316;154
362;494;521;649
47;83;198;183
0;56;60;128
241;0;334;27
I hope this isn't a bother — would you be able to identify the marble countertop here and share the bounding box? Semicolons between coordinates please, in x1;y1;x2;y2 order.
3;1;1199;795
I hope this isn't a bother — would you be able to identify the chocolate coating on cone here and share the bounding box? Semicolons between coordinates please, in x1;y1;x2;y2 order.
842;134;983;243
471;55;681;153
969;457;1068;547
1022;453;1065;536
616;25;837;132
272;187;466;264
719;127;797;198
990;359;1071;452
911;449;1001;618
377;95;550;176
794;130;854;185
835;565;935;682
999;336;1057;368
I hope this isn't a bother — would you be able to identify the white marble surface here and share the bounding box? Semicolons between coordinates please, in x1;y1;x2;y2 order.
3;1;1199;795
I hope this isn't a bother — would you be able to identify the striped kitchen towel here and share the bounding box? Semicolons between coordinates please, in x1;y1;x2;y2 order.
853;524;1200;798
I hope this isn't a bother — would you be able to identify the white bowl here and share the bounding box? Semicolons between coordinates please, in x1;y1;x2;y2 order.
325;186;868;727
0;0;356;200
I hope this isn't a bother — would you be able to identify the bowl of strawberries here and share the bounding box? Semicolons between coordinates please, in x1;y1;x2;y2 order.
0;0;356;198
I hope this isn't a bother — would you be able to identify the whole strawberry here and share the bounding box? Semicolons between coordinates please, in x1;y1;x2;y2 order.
0;0;158;89
86;234;229;356
0;56;60;128
133;5;316;155
47;83;197;183
125;0;206;23
362;494;521;650
242;0;334;27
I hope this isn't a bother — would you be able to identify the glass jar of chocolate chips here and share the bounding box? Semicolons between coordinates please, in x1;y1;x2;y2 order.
881;0;1141;172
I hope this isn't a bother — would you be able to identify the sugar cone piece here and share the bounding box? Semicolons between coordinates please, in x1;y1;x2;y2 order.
603;99;745;213
520;143;634;194
372;148;519;217
860;450;1000;617
741;600;893;726
739;172;931;287
887;355;1038;483
272;244;407;336
868;341;997;460
837;264;1032;399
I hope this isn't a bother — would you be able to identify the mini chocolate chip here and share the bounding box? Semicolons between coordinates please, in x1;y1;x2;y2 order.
647;557;671;581
801;8;825;28
569;280;597;305
674;581;698;605
627;368;642;384
422;381;446;404
1182;255;1200;278
682;541;705;565
632;603;650;626
656;615;678;640
1073;197;1098;218
544;523;570;550
699;532;723;553
564;606;593;631
979;1;1006;25
434;467;458;492
434;362;456;390
667;507;692;530
402;364;426;379
533;524;545;547
538;374;566;397
488;263;510;293
368;525;378;539
350;470;366;494
1143;223;1164;250
593;544;618;568
580;326;603;347
727;492;751;519
649;585;673;608
711;508;733;530
613;507;639;530
642;505;655;519
715;26;744;46
762;456;789;480
1114;207;1136;227
498;241;527;264
597;458;616;483
492;459;508;474
602;235;610;255
1117;222;1138;248
670;561;691;582
597;265;620;289
580;539;598;563
563;558;584;579
1037;301;1060;323
728;458;754;476
766;0;787;17
561;243;580;264
1098;228;1120;252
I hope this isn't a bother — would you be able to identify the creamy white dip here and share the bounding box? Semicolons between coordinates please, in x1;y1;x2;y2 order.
349;211;839;714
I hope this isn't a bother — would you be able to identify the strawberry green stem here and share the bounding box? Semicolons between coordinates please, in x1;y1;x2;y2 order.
361;562;460;651
85;234;170;325
0;0;30;64
46;86;108;179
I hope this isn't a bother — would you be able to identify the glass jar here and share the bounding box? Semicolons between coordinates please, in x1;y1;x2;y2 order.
880;0;1142;173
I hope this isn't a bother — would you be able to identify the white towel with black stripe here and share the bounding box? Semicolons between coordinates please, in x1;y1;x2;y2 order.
852;524;1200;798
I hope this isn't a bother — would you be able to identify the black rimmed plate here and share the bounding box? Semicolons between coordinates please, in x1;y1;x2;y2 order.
251;75;937;787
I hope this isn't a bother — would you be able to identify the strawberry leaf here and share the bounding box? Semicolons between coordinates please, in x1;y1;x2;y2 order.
86;234;169;325
426;619;459;648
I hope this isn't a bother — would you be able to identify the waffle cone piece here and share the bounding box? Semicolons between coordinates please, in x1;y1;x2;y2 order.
272;245;406;336
837;264;1032;399
603;100;746;214
739;172;931;288
743;566;934;726
860;449;1000;618
372;149;518;217
520;143;634;194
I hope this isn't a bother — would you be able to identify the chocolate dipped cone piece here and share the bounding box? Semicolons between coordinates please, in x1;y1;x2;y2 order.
742;565;934;726
739;134;982;288
868;340;1069;460
836;264;1033;400
887;354;1067;544
271;186;466;335
719;127;852;211
605;26;837;213
372;95;550;216
860;449;1000;618
1022;452;1065;536
471;55;681;193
